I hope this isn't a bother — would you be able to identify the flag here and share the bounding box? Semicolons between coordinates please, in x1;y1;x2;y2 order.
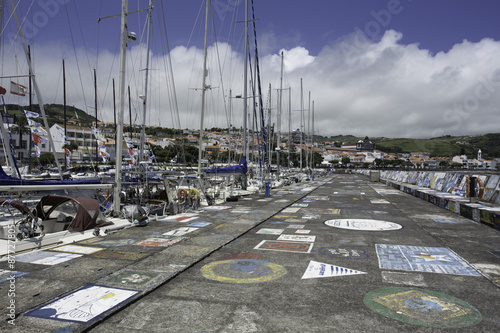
99;149;109;162
24;110;39;118
34;145;41;158
64;147;72;155
30;126;47;136
10;81;27;96
32;133;48;144
0;86;6;95
27;119;38;127
32;133;42;143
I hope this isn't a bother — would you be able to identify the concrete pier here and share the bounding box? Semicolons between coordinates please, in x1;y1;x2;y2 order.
1;174;499;332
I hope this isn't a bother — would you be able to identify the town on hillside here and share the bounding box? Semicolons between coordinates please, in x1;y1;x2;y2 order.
2;109;498;171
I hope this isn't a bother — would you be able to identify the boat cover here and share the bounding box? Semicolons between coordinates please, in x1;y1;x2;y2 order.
0;198;33;215
33;195;113;232
204;156;248;174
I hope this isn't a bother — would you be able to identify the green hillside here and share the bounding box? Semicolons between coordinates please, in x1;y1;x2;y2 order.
373;135;500;159
318;134;500;159
5;103;97;127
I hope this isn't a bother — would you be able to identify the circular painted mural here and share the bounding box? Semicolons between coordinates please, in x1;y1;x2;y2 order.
324;219;402;231
364;287;482;328
200;259;287;284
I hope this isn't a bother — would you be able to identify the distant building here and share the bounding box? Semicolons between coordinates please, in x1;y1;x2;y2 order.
292;128;305;142
356;136;374;151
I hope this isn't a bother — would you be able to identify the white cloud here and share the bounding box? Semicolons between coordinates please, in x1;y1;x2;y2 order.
268;47;315;72
2;29;500;139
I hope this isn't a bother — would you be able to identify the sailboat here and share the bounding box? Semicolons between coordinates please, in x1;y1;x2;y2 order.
0;0;133;255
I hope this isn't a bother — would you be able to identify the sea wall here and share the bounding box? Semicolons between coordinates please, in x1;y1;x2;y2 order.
355;169;500;230
380;171;500;204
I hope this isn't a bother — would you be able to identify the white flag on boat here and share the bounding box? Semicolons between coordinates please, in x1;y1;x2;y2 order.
24;110;39;118
10;81;27;96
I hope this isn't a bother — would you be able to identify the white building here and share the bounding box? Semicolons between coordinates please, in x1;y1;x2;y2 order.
1;123;98;164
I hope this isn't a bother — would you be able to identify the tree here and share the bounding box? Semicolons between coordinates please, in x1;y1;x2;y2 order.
439;160;449;168
39;153;55;165
312;152;323;167
65;141;79;151
14;115;30;153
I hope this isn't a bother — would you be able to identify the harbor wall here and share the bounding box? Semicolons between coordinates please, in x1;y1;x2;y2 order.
355;169;500;230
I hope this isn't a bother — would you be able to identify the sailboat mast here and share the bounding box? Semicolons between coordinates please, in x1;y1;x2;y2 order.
300;78;303;172
307;90;311;170
113;0;129;215
228;89;232;164
288;86;291;169
0;0;3;51
277;51;283;178
267;83;271;168
311;101;314;169
139;0;153;163
94;69;98;170
197;0;210;176
113;79;116;142
28;45;33;173
63;59;67;171
9;0;64;180
242;0;248;158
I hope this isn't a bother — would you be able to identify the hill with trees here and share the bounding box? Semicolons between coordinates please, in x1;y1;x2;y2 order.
4;104;499;160
316;134;500;159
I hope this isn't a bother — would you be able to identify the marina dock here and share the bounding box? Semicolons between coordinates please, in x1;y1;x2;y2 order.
1;173;499;332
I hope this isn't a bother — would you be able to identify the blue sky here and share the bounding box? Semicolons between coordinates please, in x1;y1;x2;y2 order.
2;0;500;138
8;1;500;55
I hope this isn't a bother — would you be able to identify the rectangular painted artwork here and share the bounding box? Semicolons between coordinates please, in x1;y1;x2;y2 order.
162;227;199;237
254;240;314;253
16;251;82;265
134;238;170;246
201;205;232;210
187;222;212;227
156;214;198;223
277;234;316;242
49;245;104;254
25;284;139;323
376;244;481;276
256;228;284;235
282;207;301;213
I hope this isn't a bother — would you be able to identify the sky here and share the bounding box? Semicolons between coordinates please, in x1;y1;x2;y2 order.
1;0;500;139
